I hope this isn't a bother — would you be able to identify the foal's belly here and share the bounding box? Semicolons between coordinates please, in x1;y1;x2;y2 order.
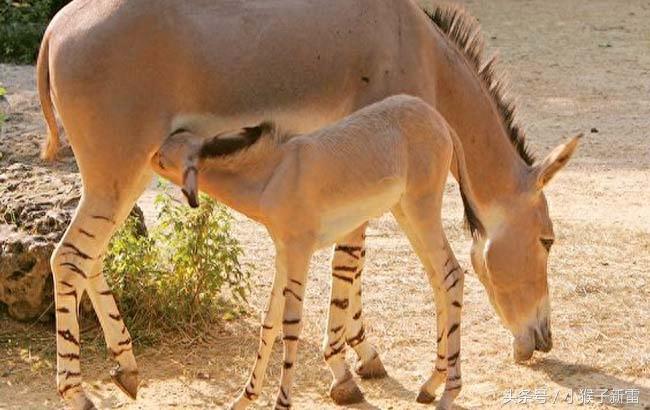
316;178;404;248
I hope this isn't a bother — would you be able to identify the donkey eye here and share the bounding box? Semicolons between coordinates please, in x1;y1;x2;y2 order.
540;238;554;252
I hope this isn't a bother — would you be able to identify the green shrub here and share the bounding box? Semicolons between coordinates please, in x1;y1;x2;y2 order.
0;0;72;64
103;189;251;343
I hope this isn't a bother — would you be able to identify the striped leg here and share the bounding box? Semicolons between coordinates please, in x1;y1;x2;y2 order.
275;243;313;410
52;185;147;409
343;238;386;379
323;226;369;405
393;199;464;410
231;240;313;410
86;268;137;398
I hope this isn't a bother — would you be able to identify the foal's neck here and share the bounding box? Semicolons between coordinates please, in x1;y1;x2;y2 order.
199;143;286;223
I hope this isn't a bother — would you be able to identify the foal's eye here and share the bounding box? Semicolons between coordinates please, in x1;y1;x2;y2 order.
540;238;554;252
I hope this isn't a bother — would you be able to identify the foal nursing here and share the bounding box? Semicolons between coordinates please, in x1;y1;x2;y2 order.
153;95;484;409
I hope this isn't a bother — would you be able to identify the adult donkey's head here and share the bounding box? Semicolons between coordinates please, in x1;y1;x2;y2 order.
469;136;581;362
426;6;582;361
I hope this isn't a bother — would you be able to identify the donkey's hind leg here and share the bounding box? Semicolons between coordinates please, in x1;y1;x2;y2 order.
51;170;152;409
393;195;464;410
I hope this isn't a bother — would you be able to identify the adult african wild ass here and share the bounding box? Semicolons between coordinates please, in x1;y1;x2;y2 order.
38;1;580;408
153;95;484;409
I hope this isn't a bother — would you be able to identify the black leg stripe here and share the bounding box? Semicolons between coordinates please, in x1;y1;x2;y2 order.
331;298;349;309
283;318;301;325
347;326;365;347
59;262;87;278
447;323;460;337
58;352;80;360
352;309;362;320
118;337;131;346
57;330;80;346
335;245;362;259
332;273;354;284
451;300;462;308
333;265;357;272
446;278;460;291
283;335;299;342
78;229;95;239
61;242;93;260
330;325;344;333
109;313;122;321
91;215;116;224
58;281;74;288
283;287;303;302
283;361;293;369
444;267;460;281
58;382;81;397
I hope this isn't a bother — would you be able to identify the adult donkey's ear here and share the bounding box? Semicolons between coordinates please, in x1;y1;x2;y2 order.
530;134;582;190
181;154;200;209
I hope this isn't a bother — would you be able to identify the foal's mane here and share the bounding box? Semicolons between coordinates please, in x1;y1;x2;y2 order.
200;121;292;171
424;5;535;166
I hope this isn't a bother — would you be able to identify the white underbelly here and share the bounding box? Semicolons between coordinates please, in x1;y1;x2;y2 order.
316;181;404;248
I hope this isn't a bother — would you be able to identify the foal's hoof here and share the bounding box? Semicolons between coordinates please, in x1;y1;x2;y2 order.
63;387;97;410
330;376;364;405
110;365;139;400
355;354;388;379
416;389;436;404
70;394;98;410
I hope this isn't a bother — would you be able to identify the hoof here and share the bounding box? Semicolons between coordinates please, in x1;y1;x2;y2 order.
355;354;387;379
64;389;97;410
330;376;364;405
416;389;436;404
110;365;139;400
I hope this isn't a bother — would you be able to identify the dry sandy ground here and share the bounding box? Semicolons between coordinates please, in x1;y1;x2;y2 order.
1;0;649;409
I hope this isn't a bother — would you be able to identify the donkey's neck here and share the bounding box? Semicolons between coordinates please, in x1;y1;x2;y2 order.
434;50;529;205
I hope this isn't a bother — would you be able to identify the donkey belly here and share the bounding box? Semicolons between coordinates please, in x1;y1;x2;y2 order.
316;178;404;248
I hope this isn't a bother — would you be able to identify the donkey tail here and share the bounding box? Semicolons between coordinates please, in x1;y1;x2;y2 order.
37;31;60;161
448;127;485;237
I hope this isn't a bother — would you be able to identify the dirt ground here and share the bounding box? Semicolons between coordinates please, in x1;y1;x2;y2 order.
1;0;649;409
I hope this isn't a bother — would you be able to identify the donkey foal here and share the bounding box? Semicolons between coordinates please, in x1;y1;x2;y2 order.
151;95;484;410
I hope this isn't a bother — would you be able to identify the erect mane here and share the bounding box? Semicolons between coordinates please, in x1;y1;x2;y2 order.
424;5;535;166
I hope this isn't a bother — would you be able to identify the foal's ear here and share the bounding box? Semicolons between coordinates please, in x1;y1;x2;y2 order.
181;156;200;209
531;134;582;190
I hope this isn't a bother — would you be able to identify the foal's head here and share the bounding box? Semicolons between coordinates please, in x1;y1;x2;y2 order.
470;135;581;362
152;124;271;207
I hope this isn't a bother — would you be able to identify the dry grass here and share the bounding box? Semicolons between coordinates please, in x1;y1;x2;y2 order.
1;0;649;409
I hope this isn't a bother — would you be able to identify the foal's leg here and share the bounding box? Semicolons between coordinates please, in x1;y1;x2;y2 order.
394;197;464;410
326;225;385;381
275;240;314;409
231;239;313;410
392;206;450;403
52;172;151;409
342;229;387;379
324;226;369;404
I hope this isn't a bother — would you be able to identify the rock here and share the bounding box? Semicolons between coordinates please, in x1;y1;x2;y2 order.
0;228;54;320
0;162;145;321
